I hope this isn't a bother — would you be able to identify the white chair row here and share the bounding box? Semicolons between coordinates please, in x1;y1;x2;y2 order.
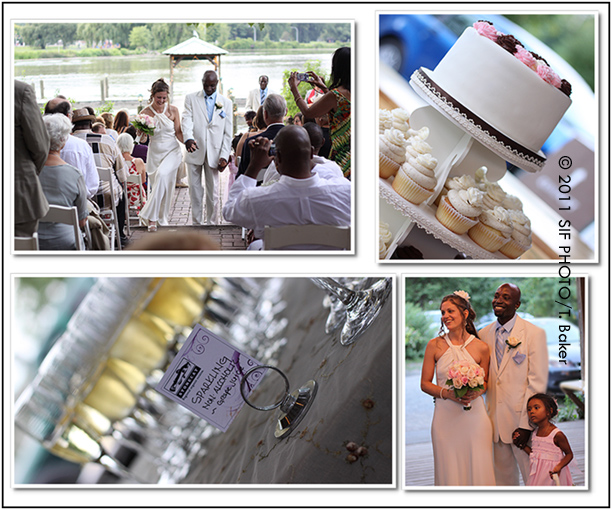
263;225;351;250
14;205;85;251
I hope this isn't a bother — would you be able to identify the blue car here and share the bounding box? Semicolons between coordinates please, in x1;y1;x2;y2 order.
379;14;595;156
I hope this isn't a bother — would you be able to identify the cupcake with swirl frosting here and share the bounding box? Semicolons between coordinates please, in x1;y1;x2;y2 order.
481;182;507;209
502;193;524;211
436;187;484;234
499;210;532;258
391;108;411;138
379;109;393;134
379;221;393;259
435;173;477;206
392;153;438;205
379;128;407;178
468;207;513;252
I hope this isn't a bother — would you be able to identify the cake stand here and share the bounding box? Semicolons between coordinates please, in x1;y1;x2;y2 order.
379;80;526;260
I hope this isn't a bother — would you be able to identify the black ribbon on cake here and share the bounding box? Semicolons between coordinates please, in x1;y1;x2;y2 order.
411;68;546;172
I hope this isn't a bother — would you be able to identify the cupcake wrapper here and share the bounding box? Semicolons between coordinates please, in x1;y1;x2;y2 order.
499;237;531;258
468;222;511;252
392;169;433;205
435;196;478;235
379;153;400;179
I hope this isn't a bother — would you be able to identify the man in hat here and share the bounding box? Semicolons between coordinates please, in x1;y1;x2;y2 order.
72;107;128;245
44;97;99;199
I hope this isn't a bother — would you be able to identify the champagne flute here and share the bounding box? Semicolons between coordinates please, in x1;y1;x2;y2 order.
311;277;392;345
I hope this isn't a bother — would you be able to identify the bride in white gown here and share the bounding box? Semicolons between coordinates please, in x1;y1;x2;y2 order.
138;78;184;231
420;291;496;486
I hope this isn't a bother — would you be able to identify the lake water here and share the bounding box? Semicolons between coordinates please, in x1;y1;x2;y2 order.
14;50;334;114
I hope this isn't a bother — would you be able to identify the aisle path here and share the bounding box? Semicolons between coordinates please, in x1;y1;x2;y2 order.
127;177;247;250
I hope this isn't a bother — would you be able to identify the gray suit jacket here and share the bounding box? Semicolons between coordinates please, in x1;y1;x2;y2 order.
14;80;49;229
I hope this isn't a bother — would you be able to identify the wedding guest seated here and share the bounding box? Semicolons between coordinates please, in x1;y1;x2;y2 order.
125;125;148;162
72;107;128;246
113;109;130;135
236;106;265;161
38;114;88;250
223;125;351;250
92;122;107;134
237;94;287;177
117;133;147;212
244;110;257;131
43;97;99;199
100;112;118;140
263;122;344;185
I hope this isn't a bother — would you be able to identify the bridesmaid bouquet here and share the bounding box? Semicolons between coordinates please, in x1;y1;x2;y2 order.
132;114;156;136
446;360;485;410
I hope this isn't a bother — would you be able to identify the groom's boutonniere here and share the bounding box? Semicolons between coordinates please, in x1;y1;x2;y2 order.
214;100;223;111
506;336;522;349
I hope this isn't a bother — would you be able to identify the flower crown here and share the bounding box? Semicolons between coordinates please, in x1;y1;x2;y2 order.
453;290;470;302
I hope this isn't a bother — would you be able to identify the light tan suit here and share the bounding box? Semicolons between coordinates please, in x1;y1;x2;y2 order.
182;91;233;224
480;315;548;485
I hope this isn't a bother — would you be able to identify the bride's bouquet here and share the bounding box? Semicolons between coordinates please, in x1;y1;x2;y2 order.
131;113;156;136
446;360;485;410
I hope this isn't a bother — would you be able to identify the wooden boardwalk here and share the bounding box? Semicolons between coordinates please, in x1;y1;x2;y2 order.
405;419;586;487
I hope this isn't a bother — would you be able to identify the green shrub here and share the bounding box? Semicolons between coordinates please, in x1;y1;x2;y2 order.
405;302;434;361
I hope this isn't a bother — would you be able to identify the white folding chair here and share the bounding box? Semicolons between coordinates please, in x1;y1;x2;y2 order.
263;225;351;250
124;173;145;234
14;232;39;251
96;167;122;251
40;205;85;250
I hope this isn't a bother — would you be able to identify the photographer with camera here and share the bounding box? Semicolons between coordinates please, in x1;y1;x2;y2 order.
223;125;350;250
288;47;351;179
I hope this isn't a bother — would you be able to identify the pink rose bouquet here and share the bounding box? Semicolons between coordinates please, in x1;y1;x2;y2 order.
131;113;156;136
445;360;485;410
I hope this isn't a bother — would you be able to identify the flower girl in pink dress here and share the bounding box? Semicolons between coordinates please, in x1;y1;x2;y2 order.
514;393;574;486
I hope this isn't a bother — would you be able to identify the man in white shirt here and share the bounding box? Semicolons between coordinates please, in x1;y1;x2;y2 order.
44;98;99;198
223;125;351;250
263;122;344;185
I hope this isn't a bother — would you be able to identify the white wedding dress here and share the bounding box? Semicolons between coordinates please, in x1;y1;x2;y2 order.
431;334;496;486
139;103;182;226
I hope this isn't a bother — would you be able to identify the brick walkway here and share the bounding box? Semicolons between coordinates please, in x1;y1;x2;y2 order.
126;180;247;251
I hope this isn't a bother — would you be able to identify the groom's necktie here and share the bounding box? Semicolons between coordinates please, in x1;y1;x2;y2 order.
205;95;214;121
260;89;266;105
495;325;506;367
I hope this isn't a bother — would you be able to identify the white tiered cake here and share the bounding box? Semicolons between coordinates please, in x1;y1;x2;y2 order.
410;23;572;173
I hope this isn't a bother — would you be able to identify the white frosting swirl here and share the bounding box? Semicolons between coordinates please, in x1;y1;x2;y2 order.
391;108;410;135
445;174;477;192
379;128;407;163
407;126;430;141
480;206;513;237
379;109;393;134
502;194;524;211
447;188;484;217
482;182;507;209
406;138;433;160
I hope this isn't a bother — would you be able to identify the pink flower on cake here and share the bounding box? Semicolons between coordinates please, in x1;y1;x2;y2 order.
537;63;562;88
514;45;538;71
473;21;499;41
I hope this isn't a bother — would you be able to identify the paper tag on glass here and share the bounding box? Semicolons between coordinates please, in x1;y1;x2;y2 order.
156;324;266;432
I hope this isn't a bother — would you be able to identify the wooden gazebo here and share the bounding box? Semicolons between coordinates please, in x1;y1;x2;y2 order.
163;34;228;101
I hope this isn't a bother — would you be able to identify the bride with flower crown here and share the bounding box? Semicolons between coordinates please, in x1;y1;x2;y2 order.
420;291;496;485
138;78;184;231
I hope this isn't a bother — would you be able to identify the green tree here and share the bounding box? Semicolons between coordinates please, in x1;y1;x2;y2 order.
129;26;152;50
20;23;77;49
281;60;328;117
405;302;435;360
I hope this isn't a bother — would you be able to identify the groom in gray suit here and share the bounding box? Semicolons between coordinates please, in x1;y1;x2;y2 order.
183;70;233;225
479;283;548;485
